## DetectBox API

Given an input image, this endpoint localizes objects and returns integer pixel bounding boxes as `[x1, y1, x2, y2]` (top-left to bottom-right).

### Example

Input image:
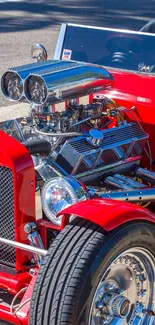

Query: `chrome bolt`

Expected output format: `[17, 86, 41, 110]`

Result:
[98, 290, 103, 299]
[135, 303, 144, 314]
[135, 316, 141, 323]
[29, 268, 36, 276]
[105, 282, 116, 291]
[96, 301, 103, 310]
[96, 310, 101, 317]
[140, 289, 147, 297]
[115, 288, 124, 295]
[125, 259, 130, 264]
[139, 273, 146, 282]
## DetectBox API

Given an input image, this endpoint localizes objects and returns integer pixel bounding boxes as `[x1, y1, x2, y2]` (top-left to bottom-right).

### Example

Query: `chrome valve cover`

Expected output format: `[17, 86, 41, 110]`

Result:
[56, 122, 148, 183]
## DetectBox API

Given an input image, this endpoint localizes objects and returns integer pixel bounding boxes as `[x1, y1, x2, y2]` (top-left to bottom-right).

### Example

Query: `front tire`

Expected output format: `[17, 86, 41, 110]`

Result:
[30, 218, 155, 325]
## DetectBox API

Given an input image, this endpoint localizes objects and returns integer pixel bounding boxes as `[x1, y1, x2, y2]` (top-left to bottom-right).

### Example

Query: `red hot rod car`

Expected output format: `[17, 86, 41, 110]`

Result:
[1, 22, 155, 325]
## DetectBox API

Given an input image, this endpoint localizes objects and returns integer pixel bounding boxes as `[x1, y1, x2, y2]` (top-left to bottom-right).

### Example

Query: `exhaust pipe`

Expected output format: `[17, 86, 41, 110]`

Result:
[99, 186, 155, 202]
[104, 174, 145, 189]
[135, 167, 155, 185]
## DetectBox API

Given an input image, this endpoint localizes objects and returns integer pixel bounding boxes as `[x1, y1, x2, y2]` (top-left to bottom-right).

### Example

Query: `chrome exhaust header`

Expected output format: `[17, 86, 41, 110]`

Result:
[135, 167, 155, 185]
[99, 186, 155, 202]
[0, 237, 47, 256]
[104, 174, 145, 190]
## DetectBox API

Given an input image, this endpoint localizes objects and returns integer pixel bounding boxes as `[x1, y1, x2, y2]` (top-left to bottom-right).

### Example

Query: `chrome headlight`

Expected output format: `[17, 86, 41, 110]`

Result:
[42, 177, 87, 226]
[1, 71, 23, 101]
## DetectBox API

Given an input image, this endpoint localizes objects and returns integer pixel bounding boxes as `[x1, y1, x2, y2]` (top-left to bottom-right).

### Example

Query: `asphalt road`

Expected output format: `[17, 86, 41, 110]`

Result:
[1, 0, 155, 324]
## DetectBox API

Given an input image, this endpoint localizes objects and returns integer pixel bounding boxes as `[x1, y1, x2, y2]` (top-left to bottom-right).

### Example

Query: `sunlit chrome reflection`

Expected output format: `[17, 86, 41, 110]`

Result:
[42, 177, 87, 225]
[1, 71, 23, 101]
[24, 75, 47, 105]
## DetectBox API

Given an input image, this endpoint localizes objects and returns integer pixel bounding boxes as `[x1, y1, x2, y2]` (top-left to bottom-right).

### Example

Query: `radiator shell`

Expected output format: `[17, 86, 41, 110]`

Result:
[0, 131, 35, 272]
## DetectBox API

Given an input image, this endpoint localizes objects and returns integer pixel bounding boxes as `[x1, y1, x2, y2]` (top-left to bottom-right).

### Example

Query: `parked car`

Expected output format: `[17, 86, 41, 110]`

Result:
[1, 21, 155, 325]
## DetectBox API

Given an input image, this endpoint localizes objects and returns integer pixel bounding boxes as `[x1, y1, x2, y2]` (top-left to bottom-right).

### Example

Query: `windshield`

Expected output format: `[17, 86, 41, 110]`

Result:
[59, 25, 155, 74]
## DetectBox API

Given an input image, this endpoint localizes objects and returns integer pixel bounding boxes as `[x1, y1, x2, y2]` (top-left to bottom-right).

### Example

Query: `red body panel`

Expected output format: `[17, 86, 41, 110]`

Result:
[91, 70, 155, 163]
[57, 199, 155, 230]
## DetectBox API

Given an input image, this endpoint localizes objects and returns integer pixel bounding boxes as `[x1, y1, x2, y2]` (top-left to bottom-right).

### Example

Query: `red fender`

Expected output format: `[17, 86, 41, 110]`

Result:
[57, 199, 155, 231]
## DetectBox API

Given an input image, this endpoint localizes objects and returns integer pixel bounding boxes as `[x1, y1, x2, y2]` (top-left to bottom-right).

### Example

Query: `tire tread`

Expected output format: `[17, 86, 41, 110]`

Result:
[29, 218, 106, 325]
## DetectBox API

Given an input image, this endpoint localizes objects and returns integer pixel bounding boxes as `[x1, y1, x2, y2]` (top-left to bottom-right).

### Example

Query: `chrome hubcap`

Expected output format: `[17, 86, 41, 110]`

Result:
[89, 248, 155, 324]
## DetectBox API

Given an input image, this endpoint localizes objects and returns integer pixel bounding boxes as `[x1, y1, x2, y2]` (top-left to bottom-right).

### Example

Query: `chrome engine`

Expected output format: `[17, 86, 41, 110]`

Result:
[1, 58, 154, 214]
[1, 100, 149, 184]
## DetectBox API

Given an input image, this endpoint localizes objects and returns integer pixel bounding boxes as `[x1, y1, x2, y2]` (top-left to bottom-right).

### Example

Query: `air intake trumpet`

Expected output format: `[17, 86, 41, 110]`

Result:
[1, 60, 113, 104]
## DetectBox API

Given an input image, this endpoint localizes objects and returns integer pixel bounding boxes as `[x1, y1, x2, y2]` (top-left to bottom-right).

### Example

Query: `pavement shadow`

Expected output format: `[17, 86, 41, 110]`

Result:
[0, 0, 155, 33]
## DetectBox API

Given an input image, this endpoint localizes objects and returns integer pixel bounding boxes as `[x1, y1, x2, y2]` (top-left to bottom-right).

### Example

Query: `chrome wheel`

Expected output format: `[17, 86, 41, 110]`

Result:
[89, 248, 155, 324]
